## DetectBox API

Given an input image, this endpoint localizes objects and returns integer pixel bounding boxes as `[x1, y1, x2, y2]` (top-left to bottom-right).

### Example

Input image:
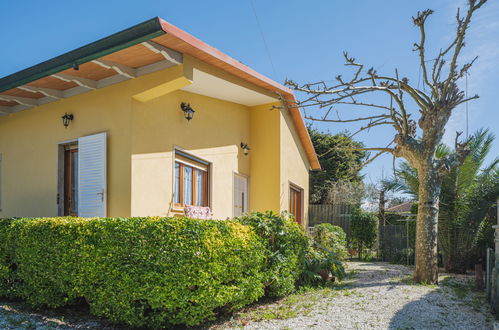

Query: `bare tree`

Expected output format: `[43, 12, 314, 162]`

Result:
[284, 0, 488, 283]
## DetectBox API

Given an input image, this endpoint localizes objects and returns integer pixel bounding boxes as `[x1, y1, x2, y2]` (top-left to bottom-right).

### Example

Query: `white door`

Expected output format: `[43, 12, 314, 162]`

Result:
[78, 132, 107, 217]
[233, 174, 248, 217]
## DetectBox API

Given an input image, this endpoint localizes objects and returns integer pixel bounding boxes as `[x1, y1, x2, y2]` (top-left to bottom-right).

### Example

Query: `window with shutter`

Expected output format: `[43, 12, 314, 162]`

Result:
[78, 132, 107, 217]
[174, 150, 209, 208]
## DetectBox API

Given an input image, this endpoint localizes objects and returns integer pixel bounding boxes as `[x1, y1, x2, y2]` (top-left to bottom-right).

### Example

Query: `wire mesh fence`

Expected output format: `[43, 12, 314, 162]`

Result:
[379, 223, 415, 265]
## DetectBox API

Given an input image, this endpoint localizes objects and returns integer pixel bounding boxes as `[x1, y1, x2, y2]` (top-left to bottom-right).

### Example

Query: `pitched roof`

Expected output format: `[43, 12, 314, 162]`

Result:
[0, 17, 320, 170]
[385, 201, 414, 213]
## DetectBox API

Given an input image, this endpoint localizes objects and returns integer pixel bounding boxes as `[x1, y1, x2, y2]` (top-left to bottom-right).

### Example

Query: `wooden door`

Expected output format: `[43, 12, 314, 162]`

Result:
[63, 146, 78, 216]
[289, 184, 303, 224]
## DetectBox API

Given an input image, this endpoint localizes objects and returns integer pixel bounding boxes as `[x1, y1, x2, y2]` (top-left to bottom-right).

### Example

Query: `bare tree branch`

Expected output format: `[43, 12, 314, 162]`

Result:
[413, 9, 435, 95]
[304, 114, 390, 123]
[284, 0, 488, 284]
[362, 150, 391, 167]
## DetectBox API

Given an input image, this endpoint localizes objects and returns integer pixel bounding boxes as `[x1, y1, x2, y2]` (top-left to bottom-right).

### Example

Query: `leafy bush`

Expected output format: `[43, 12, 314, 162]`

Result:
[313, 223, 349, 260]
[0, 217, 266, 327]
[237, 211, 309, 297]
[0, 218, 17, 298]
[350, 208, 378, 259]
[299, 248, 346, 286]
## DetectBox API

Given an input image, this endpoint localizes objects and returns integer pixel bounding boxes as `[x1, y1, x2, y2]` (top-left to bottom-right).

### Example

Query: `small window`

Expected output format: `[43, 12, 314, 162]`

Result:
[174, 150, 209, 208]
[289, 184, 303, 223]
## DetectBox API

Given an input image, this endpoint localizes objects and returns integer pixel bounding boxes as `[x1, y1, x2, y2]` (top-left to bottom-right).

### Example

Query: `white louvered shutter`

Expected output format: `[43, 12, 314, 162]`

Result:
[78, 132, 107, 217]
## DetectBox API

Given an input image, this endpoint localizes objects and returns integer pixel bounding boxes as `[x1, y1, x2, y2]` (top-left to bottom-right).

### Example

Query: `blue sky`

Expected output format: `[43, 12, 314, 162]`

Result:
[1, 0, 497, 184]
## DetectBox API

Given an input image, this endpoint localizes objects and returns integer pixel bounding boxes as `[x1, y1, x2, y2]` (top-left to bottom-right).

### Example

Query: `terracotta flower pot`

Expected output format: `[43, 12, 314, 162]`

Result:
[319, 269, 330, 281]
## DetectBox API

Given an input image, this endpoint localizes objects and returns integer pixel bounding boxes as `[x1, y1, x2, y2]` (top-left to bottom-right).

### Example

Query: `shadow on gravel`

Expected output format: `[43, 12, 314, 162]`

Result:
[387, 277, 492, 330]
[0, 300, 124, 330]
[346, 262, 412, 290]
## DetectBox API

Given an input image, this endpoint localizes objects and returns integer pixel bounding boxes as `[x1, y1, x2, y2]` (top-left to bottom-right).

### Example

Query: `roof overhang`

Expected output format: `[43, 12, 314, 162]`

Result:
[181, 68, 277, 106]
[0, 17, 320, 170]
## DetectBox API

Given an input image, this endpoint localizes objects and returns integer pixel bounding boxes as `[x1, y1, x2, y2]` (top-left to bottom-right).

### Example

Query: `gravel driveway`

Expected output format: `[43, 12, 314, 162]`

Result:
[219, 261, 495, 330]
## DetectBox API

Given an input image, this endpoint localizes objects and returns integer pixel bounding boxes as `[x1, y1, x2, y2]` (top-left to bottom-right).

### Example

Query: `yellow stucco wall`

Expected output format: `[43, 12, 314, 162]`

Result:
[0, 81, 133, 217]
[249, 102, 281, 214]
[279, 106, 311, 228]
[130, 88, 251, 219]
[0, 57, 311, 223]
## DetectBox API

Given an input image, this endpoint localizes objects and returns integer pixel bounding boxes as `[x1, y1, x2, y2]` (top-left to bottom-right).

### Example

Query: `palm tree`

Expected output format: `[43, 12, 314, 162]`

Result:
[383, 129, 499, 272]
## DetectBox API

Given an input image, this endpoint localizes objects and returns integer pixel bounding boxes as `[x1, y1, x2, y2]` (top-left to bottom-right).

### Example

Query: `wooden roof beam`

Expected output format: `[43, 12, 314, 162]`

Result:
[141, 41, 182, 65]
[18, 85, 64, 99]
[0, 95, 38, 107]
[51, 73, 97, 89]
[92, 59, 136, 79]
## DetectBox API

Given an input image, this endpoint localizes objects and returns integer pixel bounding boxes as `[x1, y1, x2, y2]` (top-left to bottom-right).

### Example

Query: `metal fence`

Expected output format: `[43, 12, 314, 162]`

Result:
[379, 223, 415, 264]
[308, 204, 415, 264]
[486, 248, 495, 302]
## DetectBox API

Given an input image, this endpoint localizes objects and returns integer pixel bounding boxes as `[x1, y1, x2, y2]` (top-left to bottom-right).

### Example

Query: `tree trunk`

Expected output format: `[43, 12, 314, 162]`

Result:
[378, 191, 385, 260]
[414, 166, 441, 284]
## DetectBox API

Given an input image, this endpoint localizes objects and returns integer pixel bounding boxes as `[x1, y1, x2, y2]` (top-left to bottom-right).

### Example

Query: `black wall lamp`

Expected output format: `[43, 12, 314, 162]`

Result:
[240, 142, 251, 156]
[180, 102, 195, 121]
[61, 113, 74, 128]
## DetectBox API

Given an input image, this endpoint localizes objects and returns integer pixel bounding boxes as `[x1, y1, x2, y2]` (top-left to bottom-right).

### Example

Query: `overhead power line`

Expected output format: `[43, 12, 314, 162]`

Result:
[249, 0, 278, 79]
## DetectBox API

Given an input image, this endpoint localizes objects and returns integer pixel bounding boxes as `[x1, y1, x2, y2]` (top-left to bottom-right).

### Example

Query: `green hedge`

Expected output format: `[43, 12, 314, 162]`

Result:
[351, 208, 378, 259]
[0, 213, 309, 327]
[0, 217, 266, 327]
[237, 211, 309, 297]
[313, 223, 349, 260]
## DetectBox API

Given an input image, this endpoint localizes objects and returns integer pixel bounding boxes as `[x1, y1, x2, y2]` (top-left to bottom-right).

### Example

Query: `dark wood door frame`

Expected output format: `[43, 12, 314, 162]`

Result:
[64, 148, 78, 216]
[289, 183, 303, 224]
[57, 143, 78, 216]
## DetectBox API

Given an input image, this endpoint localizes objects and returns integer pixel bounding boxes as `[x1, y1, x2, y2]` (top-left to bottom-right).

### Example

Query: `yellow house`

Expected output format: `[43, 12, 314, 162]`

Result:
[0, 18, 320, 227]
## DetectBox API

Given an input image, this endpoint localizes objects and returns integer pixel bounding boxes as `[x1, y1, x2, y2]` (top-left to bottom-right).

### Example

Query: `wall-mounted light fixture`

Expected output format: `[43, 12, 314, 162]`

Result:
[180, 102, 195, 121]
[240, 142, 251, 156]
[72, 62, 79, 71]
[61, 113, 74, 128]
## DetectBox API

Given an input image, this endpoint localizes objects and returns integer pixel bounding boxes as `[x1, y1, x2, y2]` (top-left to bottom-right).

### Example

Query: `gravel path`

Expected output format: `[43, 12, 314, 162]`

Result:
[220, 261, 495, 330]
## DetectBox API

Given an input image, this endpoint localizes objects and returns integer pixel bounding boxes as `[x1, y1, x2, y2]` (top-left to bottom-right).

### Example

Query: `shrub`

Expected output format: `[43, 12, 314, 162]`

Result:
[299, 248, 346, 287]
[236, 211, 309, 297]
[0, 217, 266, 327]
[350, 208, 378, 259]
[0, 218, 17, 298]
[313, 223, 349, 260]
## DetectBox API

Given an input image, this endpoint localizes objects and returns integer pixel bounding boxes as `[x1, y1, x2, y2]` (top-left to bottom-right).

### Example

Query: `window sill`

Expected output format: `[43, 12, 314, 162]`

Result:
[171, 206, 185, 214]
[171, 205, 212, 214]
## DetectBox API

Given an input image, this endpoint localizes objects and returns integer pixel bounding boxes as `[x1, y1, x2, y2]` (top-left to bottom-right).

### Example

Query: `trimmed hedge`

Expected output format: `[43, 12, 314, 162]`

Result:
[0, 213, 310, 327]
[237, 211, 309, 297]
[0, 217, 266, 327]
